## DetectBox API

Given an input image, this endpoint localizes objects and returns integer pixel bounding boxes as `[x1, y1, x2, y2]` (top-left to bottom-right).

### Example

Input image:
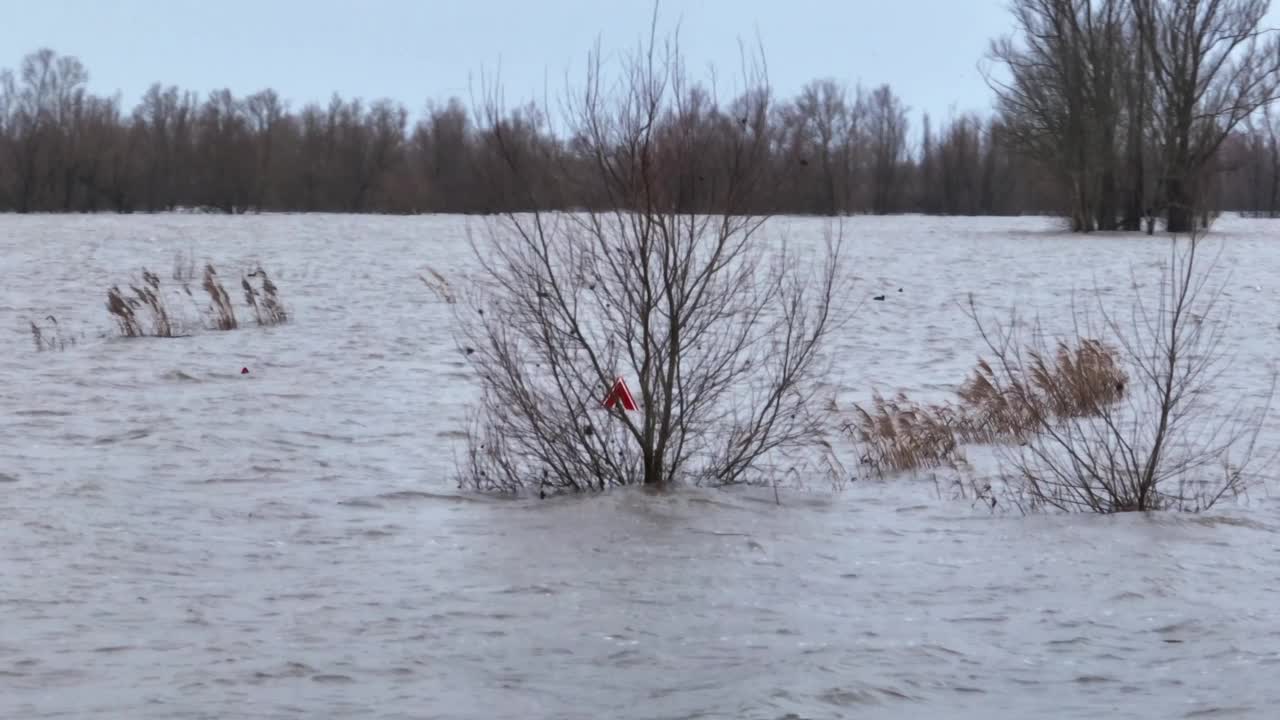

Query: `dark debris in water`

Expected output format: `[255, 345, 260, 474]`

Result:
[311, 674, 355, 684]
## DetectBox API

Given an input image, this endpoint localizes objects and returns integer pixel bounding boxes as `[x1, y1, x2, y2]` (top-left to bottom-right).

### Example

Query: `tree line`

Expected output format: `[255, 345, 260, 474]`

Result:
[1, 0, 1277, 227]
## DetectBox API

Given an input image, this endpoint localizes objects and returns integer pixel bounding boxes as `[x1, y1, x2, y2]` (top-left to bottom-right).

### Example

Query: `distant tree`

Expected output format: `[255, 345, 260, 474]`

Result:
[244, 89, 287, 210]
[1133, 0, 1280, 232]
[865, 84, 909, 214]
[0, 29, 1277, 219]
[793, 79, 854, 214]
[987, 0, 1129, 231]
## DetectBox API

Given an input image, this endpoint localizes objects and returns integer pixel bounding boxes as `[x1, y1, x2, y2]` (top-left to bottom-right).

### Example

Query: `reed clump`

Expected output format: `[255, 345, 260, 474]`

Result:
[955, 338, 1126, 442]
[842, 392, 966, 476]
[106, 269, 176, 338]
[107, 261, 287, 338]
[242, 267, 288, 326]
[202, 264, 237, 330]
[30, 315, 75, 351]
[845, 337, 1126, 476]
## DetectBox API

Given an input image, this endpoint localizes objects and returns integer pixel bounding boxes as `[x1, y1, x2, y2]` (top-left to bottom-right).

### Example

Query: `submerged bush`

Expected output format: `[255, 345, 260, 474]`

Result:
[458, 32, 847, 495]
[965, 235, 1273, 513]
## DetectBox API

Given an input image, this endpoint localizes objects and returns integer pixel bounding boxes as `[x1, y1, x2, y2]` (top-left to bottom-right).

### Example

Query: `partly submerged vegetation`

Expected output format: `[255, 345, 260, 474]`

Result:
[105, 262, 287, 338]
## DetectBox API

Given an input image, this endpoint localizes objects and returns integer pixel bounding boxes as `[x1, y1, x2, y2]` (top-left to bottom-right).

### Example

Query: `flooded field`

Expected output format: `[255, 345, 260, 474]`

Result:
[2, 213, 1279, 719]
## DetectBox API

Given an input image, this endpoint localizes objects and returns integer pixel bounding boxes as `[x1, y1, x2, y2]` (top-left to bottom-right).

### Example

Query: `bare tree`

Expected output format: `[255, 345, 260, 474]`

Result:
[967, 233, 1273, 512]
[937, 113, 985, 214]
[792, 79, 854, 214]
[1121, 11, 1152, 230]
[987, 0, 1129, 232]
[195, 89, 253, 213]
[244, 89, 287, 210]
[1134, 0, 1280, 232]
[458, 24, 847, 493]
[865, 84, 909, 214]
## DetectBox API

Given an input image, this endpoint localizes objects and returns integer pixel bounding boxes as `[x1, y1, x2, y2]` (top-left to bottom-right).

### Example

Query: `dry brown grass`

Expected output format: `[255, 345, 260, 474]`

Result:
[107, 262, 287, 338]
[419, 268, 456, 304]
[1032, 338, 1127, 417]
[843, 338, 1126, 478]
[954, 358, 1043, 442]
[841, 392, 967, 476]
[242, 268, 288, 326]
[955, 338, 1126, 442]
[106, 269, 176, 338]
[202, 264, 237, 330]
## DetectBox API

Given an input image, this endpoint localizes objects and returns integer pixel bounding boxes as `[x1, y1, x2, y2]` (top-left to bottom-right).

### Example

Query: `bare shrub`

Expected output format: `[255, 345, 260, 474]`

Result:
[29, 315, 74, 351]
[106, 269, 176, 338]
[202, 264, 237, 330]
[966, 234, 1273, 513]
[839, 392, 966, 476]
[458, 24, 847, 494]
[419, 268, 456, 304]
[242, 268, 288, 326]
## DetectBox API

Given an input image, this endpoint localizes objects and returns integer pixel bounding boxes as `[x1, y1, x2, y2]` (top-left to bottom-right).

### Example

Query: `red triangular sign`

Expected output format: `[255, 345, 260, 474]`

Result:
[603, 377, 637, 411]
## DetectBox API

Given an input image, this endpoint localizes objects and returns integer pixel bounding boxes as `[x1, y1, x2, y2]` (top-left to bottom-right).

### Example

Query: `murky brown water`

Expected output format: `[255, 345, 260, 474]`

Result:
[3, 213, 1280, 719]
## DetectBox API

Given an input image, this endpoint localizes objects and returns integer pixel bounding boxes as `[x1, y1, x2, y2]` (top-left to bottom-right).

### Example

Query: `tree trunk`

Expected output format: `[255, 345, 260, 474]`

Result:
[1096, 167, 1118, 230]
[1122, 34, 1147, 231]
[1165, 175, 1192, 233]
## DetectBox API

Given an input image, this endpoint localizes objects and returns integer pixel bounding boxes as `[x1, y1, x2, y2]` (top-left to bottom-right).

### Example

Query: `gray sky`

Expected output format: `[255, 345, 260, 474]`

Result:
[0, 0, 1195, 128]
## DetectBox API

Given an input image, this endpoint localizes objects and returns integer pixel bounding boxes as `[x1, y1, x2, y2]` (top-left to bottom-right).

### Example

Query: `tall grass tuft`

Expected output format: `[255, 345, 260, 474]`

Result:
[106, 269, 176, 338]
[1031, 338, 1127, 418]
[30, 315, 74, 351]
[419, 268, 456, 304]
[842, 338, 1127, 478]
[955, 338, 1126, 442]
[954, 358, 1043, 442]
[202, 264, 237, 330]
[242, 268, 288, 326]
[841, 392, 967, 476]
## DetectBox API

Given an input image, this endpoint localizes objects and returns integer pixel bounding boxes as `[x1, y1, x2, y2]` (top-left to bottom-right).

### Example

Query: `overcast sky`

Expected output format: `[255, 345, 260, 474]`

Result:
[4, 0, 1275, 127]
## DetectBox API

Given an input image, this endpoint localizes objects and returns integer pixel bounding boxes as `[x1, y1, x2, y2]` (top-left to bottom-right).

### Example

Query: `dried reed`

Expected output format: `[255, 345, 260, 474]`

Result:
[242, 268, 288, 326]
[955, 338, 1126, 442]
[843, 338, 1126, 478]
[843, 392, 967, 476]
[202, 264, 237, 330]
[106, 269, 175, 338]
[419, 268, 457, 304]
[30, 315, 74, 351]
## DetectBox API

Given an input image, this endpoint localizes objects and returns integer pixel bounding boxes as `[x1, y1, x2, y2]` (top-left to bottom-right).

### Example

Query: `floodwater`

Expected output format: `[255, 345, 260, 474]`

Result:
[2, 213, 1279, 719]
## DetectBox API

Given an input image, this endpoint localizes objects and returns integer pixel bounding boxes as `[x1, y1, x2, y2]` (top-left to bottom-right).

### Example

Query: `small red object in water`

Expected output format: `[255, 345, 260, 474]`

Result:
[241, 367, 249, 374]
[603, 377, 637, 411]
